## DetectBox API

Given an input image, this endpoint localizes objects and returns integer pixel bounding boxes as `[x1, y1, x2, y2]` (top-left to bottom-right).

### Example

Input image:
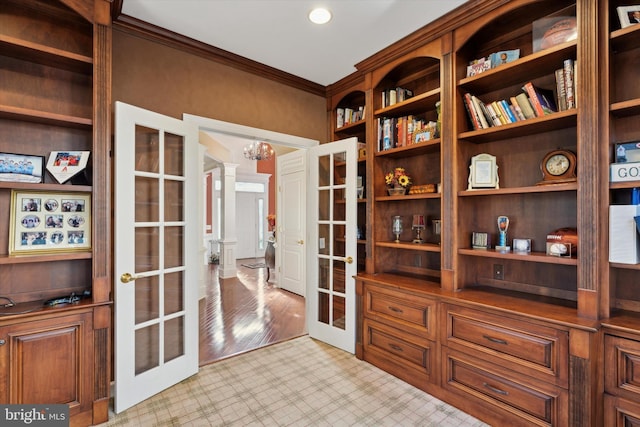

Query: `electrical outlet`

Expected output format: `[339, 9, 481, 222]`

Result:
[493, 264, 504, 280]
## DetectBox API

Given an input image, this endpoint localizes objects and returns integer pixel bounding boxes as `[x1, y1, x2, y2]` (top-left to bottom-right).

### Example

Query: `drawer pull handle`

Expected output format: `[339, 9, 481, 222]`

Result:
[483, 334, 508, 345]
[388, 306, 404, 314]
[483, 382, 508, 396]
[389, 344, 403, 352]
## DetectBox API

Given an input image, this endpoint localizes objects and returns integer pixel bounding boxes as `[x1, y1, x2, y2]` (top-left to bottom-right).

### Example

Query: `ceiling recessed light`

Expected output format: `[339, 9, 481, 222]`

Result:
[309, 7, 332, 25]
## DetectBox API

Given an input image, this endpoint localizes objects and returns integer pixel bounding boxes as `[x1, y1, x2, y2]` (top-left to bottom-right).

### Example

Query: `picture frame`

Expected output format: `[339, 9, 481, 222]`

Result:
[0, 152, 45, 184]
[468, 153, 499, 190]
[617, 5, 640, 29]
[472, 231, 491, 249]
[614, 141, 640, 163]
[9, 190, 91, 255]
[46, 151, 90, 184]
[513, 238, 532, 253]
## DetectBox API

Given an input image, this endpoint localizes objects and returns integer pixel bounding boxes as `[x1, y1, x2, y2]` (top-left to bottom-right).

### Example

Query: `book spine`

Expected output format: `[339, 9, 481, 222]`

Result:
[523, 82, 545, 117]
[564, 59, 575, 109]
[509, 97, 526, 121]
[499, 99, 518, 123]
[471, 95, 490, 128]
[485, 103, 502, 126]
[476, 99, 495, 128]
[463, 93, 481, 130]
[555, 68, 567, 111]
[515, 93, 536, 119]
[491, 101, 507, 124]
[336, 108, 345, 128]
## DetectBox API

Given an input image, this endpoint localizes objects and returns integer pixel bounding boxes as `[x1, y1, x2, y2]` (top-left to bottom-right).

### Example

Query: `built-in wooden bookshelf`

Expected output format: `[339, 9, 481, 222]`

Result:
[0, 1, 111, 425]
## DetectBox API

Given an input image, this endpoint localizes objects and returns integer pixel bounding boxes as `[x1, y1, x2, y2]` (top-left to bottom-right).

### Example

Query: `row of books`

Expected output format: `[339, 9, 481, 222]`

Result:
[466, 49, 520, 77]
[336, 106, 365, 128]
[554, 58, 577, 111]
[377, 115, 438, 151]
[463, 84, 549, 131]
[381, 86, 413, 109]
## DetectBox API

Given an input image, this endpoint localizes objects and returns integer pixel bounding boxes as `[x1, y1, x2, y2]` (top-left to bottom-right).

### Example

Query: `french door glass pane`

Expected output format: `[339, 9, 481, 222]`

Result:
[164, 226, 184, 269]
[164, 317, 184, 362]
[135, 126, 159, 173]
[135, 275, 159, 324]
[164, 179, 184, 222]
[164, 133, 184, 176]
[135, 324, 159, 375]
[164, 271, 184, 315]
[135, 176, 159, 222]
[135, 226, 159, 272]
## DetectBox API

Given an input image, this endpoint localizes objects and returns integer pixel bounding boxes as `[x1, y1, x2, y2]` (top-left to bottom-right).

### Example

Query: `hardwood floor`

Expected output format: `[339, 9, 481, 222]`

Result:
[199, 260, 307, 366]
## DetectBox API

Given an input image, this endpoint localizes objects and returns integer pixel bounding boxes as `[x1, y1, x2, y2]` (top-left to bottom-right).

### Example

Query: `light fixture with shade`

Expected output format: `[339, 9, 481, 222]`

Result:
[243, 141, 274, 161]
[308, 7, 332, 24]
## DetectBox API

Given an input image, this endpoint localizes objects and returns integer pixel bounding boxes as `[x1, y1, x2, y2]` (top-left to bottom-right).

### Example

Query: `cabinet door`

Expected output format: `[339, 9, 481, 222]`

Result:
[0, 312, 92, 413]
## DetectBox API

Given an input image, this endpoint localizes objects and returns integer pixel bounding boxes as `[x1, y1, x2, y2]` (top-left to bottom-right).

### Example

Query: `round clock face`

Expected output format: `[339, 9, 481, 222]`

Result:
[545, 153, 570, 176]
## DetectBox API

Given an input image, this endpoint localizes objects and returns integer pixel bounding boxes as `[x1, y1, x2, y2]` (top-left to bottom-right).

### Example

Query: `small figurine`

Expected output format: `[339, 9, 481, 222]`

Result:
[496, 215, 510, 251]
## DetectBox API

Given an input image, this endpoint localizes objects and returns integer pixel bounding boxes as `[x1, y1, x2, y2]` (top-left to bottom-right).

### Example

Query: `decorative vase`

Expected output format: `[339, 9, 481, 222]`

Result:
[387, 187, 406, 196]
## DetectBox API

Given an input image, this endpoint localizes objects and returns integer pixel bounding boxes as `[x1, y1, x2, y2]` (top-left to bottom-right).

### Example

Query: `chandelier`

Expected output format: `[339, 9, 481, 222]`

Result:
[243, 141, 274, 161]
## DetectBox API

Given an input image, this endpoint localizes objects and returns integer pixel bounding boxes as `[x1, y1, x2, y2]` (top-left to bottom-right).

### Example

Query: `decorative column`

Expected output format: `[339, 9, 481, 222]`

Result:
[219, 162, 238, 278]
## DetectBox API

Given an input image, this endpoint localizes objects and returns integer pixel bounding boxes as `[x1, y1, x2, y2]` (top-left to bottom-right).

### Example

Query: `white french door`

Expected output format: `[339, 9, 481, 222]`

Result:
[307, 137, 358, 353]
[114, 102, 199, 413]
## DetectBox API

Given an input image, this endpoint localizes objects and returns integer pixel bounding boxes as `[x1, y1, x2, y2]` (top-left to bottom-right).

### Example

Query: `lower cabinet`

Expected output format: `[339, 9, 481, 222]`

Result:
[356, 276, 597, 426]
[604, 331, 640, 426]
[361, 282, 437, 390]
[0, 308, 105, 426]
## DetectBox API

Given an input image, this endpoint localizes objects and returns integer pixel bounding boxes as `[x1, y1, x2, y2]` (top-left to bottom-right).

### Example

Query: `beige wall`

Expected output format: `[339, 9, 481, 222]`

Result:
[112, 29, 327, 144]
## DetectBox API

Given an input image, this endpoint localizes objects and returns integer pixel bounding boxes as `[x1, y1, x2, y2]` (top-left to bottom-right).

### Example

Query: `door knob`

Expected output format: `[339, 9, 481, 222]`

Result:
[345, 256, 353, 264]
[120, 273, 142, 283]
[297, 240, 304, 245]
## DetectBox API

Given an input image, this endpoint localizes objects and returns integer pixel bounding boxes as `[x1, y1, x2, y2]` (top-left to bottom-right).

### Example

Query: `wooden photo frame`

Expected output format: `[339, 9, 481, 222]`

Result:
[468, 153, 499, 190]
[617, 5, 640, 29]
[46, 151, 90, 184]
[0, 152, 45, 184]
[9, 190, 91, 255]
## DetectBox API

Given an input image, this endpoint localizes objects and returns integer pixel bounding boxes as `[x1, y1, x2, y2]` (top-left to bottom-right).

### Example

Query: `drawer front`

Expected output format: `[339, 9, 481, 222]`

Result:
[443, 304, 568, 385]
[605, 395, 640, 427]
[605, 334, 640, 400]
[363, 318, 432, 379]
[364, 284, 436, 339]
[443, 348, 567, 427]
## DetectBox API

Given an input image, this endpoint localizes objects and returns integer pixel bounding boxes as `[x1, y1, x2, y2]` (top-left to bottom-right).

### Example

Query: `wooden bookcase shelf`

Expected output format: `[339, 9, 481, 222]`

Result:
[376, 241, 441, 252]
[0, 104, 93, 128]
[458, 109, 577, 143]
[0, 252, 92, 265]
[0, 1, 111, 424]
[459, 182, 577, 196]
[0, 34, 93, 73]
[458, 248, 577, 265]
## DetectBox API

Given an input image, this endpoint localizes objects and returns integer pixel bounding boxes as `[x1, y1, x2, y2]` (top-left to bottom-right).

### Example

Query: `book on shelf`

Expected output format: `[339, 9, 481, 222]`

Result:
[377, 114, 437, 149]
[563, 59, 576, 109]
[522, 82, 557, 116]
[336, 108, 345, 128]
[381, 87, 413, 108]
[515, 92, 536, 119]
[489, 49, 520, 67]
[463, 93, 482, 130]
[509, 97, 526, 121]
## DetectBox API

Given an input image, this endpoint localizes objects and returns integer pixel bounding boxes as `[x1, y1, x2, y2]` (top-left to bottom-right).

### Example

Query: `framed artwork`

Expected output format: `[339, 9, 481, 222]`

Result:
[617, 5, 640, 28]
[468, 153, 499, 190]
[9, 190, 91, 255]
[0, 152, 45, 184]
[46, 151, 90, 184]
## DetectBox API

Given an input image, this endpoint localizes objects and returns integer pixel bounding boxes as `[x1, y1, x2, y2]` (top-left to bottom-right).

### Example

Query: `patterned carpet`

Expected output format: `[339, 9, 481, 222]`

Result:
[99, 336, 488, 426]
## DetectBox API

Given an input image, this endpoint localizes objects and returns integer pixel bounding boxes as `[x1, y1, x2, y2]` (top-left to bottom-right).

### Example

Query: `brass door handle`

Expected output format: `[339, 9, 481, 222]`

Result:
[120, 273, 142, 283]
[297, 240, 304, 245]
[345, 256, 353, 264]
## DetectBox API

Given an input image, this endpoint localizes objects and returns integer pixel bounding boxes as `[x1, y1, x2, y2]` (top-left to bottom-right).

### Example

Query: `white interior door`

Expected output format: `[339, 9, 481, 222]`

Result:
[236, 192, 258, 259]
[114, 102, 199, 413]
[277, 151, 307, 296]
[307, 137, 358, 353]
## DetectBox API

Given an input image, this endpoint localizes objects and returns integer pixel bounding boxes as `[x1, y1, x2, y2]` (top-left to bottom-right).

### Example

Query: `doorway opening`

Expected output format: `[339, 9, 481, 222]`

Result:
[183, 113, 318, 364]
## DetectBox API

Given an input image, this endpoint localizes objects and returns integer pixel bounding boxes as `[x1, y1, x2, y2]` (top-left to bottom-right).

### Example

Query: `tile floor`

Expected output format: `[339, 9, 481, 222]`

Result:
[99, 336, 489, 427]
